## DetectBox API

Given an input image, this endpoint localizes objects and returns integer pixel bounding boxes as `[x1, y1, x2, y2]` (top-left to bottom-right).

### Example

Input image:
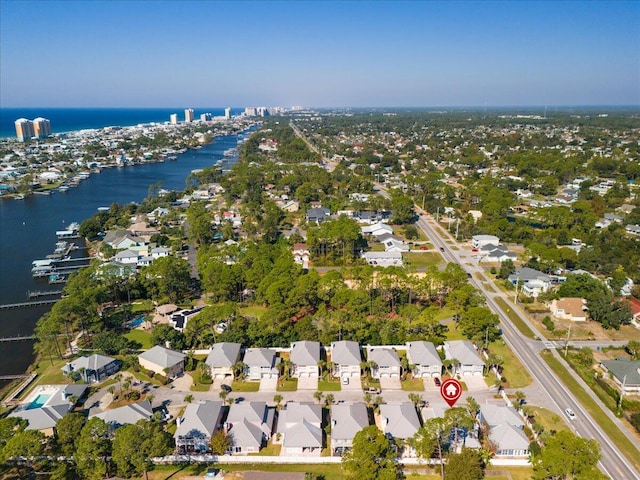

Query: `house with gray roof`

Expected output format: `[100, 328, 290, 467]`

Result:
[305, 207, 331, 224]
[290, 341, 321, 378]
[472, 235, 500, 249]
[330, 402, 369, 455]
[62, 354, 120, 383]
[91, 400, 152, 430]
[489, 423, 530, 458]
[379, 402, 421, 456]
[206, 342, 242, 379]
[367, 347, 401, 379]
[479, 405, 524, 430]
[243, 348, 279, 380]
[278, 402, 323, 456]
[508, 268, 552, 297]
[406, 341, 442, 378]
[138, 345, 186, 379]
[330, 341, 362, 379]
[600, 358, 640, 394]
[443, 341, 484, 376]
[175, 401, 224, 454]
[362, 251, 403, 267]
[225, 401, 275, 454]
[9, 384, 87, 436]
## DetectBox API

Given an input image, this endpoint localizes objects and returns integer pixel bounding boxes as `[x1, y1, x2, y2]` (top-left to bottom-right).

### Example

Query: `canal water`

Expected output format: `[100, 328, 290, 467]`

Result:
[0, 131, 249, 383]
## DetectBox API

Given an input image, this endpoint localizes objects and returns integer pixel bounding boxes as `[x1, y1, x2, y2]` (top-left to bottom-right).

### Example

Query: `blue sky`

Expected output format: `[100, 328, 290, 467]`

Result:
[1, 1, 638, 107]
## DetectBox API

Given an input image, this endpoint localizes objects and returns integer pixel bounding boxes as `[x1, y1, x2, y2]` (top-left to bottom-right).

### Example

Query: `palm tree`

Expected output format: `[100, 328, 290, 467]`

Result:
[184, 394, 194, 404]
[146, 394, 155, 407]
[363, 392, 373, 408]
[273, 394, 284, 410]
[313, 391, 324, 404]
[449, 358, 460, 377]
[219, 390, 228, 402]
[466, 396, 480, 423]
[323, 394, 335, 407]
[408, 393, 422, 408]
[515, 390, 526, 407]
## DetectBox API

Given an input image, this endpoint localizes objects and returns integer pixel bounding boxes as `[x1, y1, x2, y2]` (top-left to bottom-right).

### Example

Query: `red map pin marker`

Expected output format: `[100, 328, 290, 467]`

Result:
[440, 378, 462, 407]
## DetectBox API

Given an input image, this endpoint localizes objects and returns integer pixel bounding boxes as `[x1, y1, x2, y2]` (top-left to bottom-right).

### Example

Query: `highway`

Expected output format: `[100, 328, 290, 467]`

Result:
[414, 214, 640, 480]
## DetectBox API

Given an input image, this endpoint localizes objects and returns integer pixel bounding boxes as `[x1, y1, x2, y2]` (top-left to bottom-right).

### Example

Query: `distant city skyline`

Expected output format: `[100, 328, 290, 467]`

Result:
[1, 1, 638, 108]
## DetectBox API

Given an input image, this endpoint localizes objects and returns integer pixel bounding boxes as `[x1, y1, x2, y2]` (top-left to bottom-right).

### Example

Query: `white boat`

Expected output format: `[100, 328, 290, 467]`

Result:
[14, 194, 25, 200]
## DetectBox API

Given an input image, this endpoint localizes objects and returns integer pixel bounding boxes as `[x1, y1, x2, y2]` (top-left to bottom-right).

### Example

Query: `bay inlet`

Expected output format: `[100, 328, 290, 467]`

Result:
[0, 131, 249, 386]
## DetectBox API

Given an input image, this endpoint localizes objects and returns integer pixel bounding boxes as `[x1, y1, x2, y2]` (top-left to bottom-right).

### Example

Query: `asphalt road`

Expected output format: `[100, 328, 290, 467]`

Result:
[415, 214, 640, 480]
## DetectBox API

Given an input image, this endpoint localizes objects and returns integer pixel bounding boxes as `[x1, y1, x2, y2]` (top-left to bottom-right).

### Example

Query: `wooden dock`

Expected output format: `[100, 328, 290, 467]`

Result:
[27, 290, 63, 299]
[0, 335, 36, 342]
[0, 299, 59, 310]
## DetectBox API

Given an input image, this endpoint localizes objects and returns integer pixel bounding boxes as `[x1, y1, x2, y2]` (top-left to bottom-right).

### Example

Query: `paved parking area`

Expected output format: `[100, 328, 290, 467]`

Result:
[379, 377, 402, 390]
[259, 377, 278, 392]
[297, 375, 319, 390]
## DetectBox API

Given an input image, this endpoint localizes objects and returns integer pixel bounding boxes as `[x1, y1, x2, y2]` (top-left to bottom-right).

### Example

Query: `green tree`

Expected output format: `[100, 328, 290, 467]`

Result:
[626, 340, 640, 360]
[75, 418, 111, 480]
[343, 425, 402, 480]
[445, 447, 486, 480]
[412, 418, 448, 479]
[54, 412, 86, 456]
[532, 430, 605, 480]
[391, 193, 415, 224]
[210, 429, 232, 455]
[112, 420, 173, 480]
[459, 306, 500, 344]
[142, 256, 192, 303]
[0, 429, 45, 478]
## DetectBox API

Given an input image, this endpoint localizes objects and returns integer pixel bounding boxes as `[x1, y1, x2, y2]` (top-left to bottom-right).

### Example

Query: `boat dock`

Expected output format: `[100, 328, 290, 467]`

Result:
[0, 299, 59, 310]
[27, 290, 63, 299]
[0, 335, 36, 342]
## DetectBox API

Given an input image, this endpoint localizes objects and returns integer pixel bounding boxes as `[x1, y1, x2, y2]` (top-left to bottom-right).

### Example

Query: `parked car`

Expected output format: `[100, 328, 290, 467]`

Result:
[341, 376, 350, 385]
[440, 247, 445, 252]
[434, 377, 441, 386]
[221, 384, 232, 393]
[364, 387, 380, 394]
[565, 408, 576, 420]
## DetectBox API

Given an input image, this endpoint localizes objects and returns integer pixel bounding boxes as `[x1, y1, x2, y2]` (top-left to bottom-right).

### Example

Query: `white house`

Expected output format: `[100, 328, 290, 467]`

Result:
[472, 235, 500, 249]
[330, 341, 362, 379]
[243, 348, 279, 380]
[406, 341, 443, 378]
[278, 402, 323, 456]
[290, 341, 321, 378]
[362, 251, 403, 267]
[444, 341, 484, 376]
[174, 401, 224, 454]
[331, 402, 370, 456]
[549, 298, 587, 322]
[367, 347, 401, 379]
[225, 401, 274, 454]
[205, 342, 242, 379]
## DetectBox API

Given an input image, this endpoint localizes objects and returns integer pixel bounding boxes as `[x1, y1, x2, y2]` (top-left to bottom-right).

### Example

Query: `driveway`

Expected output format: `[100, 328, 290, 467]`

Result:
[462, 375, 488, 392]
[340, 376, 362, 391]
[211, 377, 232, 392]
[422, 377, 441, 391]
[171, 373, 194, 392]
[379, 377, 402, 390]
[297, 375, 319, 390]
[259, 377, 278, 392]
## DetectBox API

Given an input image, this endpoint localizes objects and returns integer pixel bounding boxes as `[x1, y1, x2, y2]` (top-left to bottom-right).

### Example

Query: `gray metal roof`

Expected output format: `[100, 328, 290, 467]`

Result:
[601, 359, 640, 386]
[479, 404, 524, 429]
[508, 267, 551, 283]
[444, 341, 484, 366]
[9, 384, 87, 431]
[65, 354, 117, 372]
[92, 400, 152, 428]
[331, 402, 369, 442]
[406, 341, 442, 367]
[290, 341, 320, 367]
[243, 348, 277, 368]
[489, 423, 530, 451]
[330, 341, 361, 366]
[367, 347, 400, 367]
[139, 345, 186, 369]
[205, 342, 242, 368]
[379, 402, 420, 439]
[175, 401, 223, 440]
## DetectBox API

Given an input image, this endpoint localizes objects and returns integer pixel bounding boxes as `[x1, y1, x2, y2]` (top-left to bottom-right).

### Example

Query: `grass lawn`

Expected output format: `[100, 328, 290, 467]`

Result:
[239, 305, 268, 319]
[528, 406, 570, 433]
[124, 329, 153, 349]
[252, 439, 281, 456]
[401, 377, 425, 391]
[145, 464, 345, 480]
[231, 380, 260, 392]
[444, 326, 468, 341]
[487, 340, 533, 388]
[277, 379, 298, 392]
[433, 306, 456, 322]
[131, 300, 153, 313]
[494, 298, 536, 339]
[34, 358, 70, 387]
[540, 350, 640, 472]
[403, 252, 442, 269]
[318, 379, 341, 391]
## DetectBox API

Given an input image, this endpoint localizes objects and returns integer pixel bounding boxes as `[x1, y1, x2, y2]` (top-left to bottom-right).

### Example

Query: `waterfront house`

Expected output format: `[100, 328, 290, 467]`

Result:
[114, 249, 139, 265]
[174, 401, 224, 454]
[278, 402, 323, 456]
[290, 341, 321, 378]
[62, 354, 120, 383]
[406, 341, 443, 378]
[330, 402, 370, 456]
[103, 230, 145, 250]
[243, 348, 279, 380]
[91, 400, 153, 430]
[330, 341, 362, 379]
[205, 342, 242, 379]
[138, 345, 186, 379]
[9, 384, 88, 436]
[367, 347, 401, 379]
[225, 401, 275, 454]
[443, 341, 484, 376]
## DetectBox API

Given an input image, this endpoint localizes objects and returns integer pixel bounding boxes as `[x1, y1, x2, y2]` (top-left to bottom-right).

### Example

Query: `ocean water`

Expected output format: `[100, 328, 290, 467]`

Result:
[0, 107, 243, 138]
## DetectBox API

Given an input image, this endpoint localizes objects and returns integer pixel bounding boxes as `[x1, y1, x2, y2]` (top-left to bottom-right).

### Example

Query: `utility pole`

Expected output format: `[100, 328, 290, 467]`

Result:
[455, 218, 459, 240]
[514, 276, 520, 303]
[618, 375, 627, 409]
[564, 325, 572, 358]
[436, 207, 439, 223]
[485, 326, 489, 349]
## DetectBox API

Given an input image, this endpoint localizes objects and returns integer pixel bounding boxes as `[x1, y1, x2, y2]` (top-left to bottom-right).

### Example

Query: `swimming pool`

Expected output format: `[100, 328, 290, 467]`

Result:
[130, 315, 145, 327]
[26, 393, 51, 410]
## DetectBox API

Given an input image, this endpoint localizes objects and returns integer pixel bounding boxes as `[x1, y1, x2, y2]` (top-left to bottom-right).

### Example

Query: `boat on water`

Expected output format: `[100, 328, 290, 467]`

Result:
[56, 222, 80, 239]
[224, 148, 238, 157]
[54, 241, 68, 254]
[168, 155, 178, 161]
[14, 194, 25, 200]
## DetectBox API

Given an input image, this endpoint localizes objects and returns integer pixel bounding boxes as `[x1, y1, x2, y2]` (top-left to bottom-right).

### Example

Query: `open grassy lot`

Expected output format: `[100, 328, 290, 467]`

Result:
[403, 252, 442, 269]
[276, 379, 298, 392]
[401, 377, 425, 391]
[540, 350, 640, 472]
[318, 379, 341, 391]
[125, 328, 153, 349]
[34, 358, 70, 387]
[239, 305, 267, 319]
[528, 405, 570, 434]
[487, 340, 533, 388]
[230, 380, 260, 392]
